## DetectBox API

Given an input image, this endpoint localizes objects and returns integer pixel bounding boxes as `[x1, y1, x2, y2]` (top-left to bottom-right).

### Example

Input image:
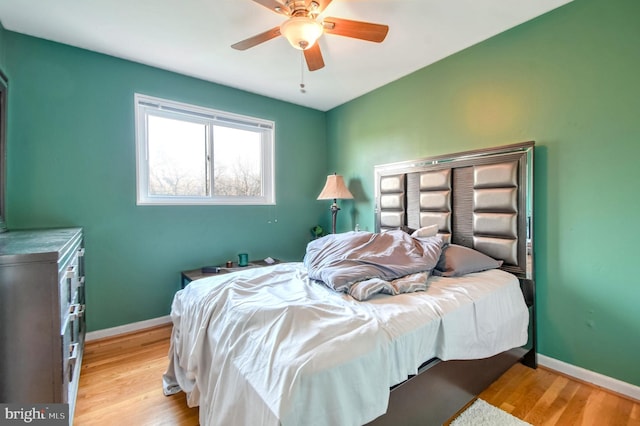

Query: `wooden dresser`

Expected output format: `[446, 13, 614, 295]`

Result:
[0, 228, 85, 421]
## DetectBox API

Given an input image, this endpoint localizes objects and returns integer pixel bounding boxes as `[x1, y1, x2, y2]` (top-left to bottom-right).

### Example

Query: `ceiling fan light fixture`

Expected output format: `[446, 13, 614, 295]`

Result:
[280, 17, 323, 50]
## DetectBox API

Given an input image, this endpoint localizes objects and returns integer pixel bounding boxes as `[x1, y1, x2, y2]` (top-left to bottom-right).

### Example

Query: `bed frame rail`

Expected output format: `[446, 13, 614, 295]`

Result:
[367, 349, 527, 426]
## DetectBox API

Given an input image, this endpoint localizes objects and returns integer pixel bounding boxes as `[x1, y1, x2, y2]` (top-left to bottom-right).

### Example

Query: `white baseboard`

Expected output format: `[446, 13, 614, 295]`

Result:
[538, 354, 640, 401]
[86, 315, 172, 342]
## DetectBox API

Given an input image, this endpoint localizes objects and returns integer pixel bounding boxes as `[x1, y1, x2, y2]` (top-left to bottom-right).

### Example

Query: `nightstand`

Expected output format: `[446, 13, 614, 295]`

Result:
[180, 258, 280, 288]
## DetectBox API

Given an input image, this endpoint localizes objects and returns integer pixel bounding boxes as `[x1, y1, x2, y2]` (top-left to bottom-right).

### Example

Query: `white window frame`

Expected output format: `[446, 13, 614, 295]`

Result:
[134, 94, 275, 205]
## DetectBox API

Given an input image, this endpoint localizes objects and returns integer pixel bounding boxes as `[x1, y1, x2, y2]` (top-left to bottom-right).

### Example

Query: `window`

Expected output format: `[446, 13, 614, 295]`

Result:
[135, 94, 275, 205]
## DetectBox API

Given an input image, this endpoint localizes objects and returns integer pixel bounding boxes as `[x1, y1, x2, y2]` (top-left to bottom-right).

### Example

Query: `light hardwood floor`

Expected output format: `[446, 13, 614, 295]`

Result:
[74, 325, 639, 426]
[75, 325, 198, 426]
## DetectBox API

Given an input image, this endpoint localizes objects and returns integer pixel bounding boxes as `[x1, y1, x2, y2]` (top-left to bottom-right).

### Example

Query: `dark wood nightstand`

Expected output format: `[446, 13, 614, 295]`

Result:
[180, 258, 280, 289]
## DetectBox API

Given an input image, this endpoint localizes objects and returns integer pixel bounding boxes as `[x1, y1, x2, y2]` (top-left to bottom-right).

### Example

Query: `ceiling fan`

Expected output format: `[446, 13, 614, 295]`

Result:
[231, 0, 389, 72]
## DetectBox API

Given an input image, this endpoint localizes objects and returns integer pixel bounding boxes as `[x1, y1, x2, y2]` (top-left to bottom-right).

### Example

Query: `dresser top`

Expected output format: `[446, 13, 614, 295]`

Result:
[0, 228, 82, 263]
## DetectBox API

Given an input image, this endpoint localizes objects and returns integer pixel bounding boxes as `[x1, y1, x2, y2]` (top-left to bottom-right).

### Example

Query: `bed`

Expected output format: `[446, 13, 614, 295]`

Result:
[163, 142, 536, 426]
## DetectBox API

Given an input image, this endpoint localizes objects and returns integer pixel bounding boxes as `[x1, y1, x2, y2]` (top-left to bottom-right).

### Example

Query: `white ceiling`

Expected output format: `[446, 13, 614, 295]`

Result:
[0, 0, 571, 111]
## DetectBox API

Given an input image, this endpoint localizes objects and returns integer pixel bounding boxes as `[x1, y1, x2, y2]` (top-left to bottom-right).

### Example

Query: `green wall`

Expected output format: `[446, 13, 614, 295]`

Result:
[327, 0, 640, 386]
[3, 31, 328, 331]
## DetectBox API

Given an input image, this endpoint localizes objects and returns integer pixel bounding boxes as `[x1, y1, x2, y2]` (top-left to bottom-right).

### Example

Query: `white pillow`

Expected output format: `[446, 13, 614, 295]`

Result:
[411, 224, 439, 238]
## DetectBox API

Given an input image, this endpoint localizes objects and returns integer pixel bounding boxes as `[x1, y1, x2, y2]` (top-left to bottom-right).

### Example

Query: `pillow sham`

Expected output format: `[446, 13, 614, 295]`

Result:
[411, 224, 439, 238]
[433, 244, 503, 277]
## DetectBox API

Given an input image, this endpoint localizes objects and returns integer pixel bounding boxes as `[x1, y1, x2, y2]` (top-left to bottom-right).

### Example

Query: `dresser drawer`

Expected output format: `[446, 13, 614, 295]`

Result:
[61, 305, 84, 404]
[59, 247, 83, 321]
[77, 248, 86, 305]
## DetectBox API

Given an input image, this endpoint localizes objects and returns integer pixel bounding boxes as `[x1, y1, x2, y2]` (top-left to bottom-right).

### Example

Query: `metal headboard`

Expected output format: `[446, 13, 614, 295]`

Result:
[374, 142, 534, 281]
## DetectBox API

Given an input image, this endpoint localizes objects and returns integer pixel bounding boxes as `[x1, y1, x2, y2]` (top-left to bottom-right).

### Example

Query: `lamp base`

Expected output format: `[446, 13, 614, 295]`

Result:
[330, 201, 340, 234]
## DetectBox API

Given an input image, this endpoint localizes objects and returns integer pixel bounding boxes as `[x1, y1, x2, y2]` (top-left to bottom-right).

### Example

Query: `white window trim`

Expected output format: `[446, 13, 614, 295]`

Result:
[134, 94, 275, 206]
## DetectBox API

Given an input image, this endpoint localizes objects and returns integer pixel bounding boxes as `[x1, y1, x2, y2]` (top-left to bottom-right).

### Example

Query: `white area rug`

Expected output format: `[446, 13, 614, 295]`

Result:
[450, 399, 532, 426]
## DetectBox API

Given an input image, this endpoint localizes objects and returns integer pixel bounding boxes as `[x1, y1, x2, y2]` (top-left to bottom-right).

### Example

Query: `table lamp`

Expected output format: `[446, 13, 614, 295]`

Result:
[317, 173, 353, 234]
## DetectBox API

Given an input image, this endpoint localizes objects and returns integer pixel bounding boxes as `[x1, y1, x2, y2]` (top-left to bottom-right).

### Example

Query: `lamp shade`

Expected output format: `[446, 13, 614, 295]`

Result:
[280, 17, 324, 50]
[317, 174, 354, 200]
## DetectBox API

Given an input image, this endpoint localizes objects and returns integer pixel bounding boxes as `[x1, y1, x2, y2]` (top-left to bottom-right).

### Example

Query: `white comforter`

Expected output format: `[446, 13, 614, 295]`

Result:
[163, 263, 528, 426]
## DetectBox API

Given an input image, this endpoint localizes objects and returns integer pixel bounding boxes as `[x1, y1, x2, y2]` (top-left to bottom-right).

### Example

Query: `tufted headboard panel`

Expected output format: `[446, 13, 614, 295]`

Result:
[379, 174, 406, 230]
[375, 142, 534, 280]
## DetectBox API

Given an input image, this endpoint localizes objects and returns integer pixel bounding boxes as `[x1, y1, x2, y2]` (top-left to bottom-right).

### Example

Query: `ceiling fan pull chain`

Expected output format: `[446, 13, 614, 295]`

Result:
[300, 51, 306, 93]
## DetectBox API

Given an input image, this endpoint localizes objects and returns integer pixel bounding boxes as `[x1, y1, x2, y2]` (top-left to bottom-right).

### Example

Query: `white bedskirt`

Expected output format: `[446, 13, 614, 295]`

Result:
[163, 263, 528, 426]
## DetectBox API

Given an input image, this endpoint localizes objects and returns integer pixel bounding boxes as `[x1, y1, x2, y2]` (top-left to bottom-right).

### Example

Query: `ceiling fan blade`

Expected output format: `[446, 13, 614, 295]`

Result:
[323, 17, 389, 43]
[304, 43, 325, 71]
[231, 27, 281, 51]
[250, 0, 290, 15]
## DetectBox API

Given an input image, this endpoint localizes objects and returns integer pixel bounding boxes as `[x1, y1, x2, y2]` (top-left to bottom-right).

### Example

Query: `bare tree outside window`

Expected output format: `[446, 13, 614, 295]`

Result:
[135, 94, 274, 205]
[213, 126, 262, 197]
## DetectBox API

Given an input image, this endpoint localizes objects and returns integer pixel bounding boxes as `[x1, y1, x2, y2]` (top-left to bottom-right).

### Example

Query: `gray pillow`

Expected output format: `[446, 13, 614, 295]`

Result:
[433, 244, 503, 277]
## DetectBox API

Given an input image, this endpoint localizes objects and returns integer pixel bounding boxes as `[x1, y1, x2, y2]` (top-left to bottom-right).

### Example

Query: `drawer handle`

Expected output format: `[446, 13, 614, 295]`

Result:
[69, 342, 78, 359]
[66, 266, 77, 304]
[77, 248, 85, 258]
[69, 303, 85, 317]
[69, 304, 79, 320]
[68, 343, 79, 382]
[68, 304, 80, 342]
[65, 265, 77, 279]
